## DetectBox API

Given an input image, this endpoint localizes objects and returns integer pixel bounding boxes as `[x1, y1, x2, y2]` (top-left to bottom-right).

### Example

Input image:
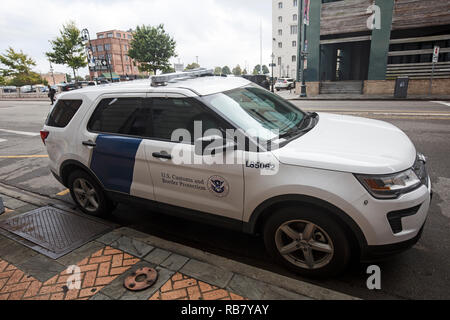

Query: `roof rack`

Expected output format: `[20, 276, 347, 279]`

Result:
[150, 68, 214, 86]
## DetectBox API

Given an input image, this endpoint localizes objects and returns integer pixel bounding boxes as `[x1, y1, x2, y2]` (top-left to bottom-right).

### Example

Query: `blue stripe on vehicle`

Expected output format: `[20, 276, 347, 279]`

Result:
[90, 134, 142, 194]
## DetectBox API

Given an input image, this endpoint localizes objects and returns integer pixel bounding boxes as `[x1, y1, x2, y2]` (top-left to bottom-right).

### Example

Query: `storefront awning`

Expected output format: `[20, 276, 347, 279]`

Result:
[101, 72, 120, 80]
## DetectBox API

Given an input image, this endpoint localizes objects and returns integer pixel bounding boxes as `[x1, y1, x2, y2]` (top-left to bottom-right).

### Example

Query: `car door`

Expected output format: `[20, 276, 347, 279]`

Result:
[80, 94, 155, 200]
[143, 94, 245, 221]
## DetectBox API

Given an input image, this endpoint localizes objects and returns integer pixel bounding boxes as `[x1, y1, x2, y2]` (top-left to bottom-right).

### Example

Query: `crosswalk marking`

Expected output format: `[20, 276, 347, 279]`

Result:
[0, 129, 39, 137]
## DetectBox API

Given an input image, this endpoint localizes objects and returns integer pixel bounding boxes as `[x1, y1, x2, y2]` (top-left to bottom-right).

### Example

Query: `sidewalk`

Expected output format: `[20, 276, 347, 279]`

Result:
[0, 190, 357, 301]
[276, 90, 450, 101]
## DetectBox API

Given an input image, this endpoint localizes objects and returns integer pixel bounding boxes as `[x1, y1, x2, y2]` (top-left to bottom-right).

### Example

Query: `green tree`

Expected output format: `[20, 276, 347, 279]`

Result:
[185, 62, 200, 70]
[66, 73, 72, 83]
[252, 64, 270, 75]
[46, 21, 87, 81]
[162, 66, 176, 74]
[232, 65, 242, 76]
[0, 47, 43, 86]
[242, 69, 248, 75]
[222, 66, 231, 75]
[128, 24, 177, 75]
[214, 67, 222, 75]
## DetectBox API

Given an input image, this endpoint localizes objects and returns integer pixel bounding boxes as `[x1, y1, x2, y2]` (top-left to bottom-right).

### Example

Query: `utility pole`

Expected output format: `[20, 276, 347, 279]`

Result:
[49, 61, 56, 85]
[298, 0, 307, 97]
[260, 20, 263, 75]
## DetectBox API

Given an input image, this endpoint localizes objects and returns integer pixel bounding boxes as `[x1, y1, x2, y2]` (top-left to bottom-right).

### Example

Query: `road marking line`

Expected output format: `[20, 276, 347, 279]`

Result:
[0, 139, 7, 143]
[431, 101, 450, 107]
[0, 129, 40, 137]
[0, 155, 48, 159]
[56, 189, 70, 196]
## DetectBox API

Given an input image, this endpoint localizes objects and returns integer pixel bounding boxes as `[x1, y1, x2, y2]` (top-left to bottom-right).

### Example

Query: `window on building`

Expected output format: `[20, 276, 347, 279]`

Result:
[278, 29, 282, 36]
[278, 57, 282, 65]
[278, 2, 283, 9]
[278, 16, 283, 23]
[104, 44, 111, 51]
[125, 55, 129, 61]
[98, 34, 105, 39]
[116, 33, 121, 38]
[292, 55, 297, 62]
[278, 42, 283, 48]
[91, 46, 96, 52]
[292, 40, 297, 47]
[293, 0, 298, 7]
[127, 35, 132, 39]
[124, 44, 128, 51]
[290, 25, 298, 35]
[107, 33, 113, 38]
[97, 45, 103, 52]
[293, 14, 298, 21]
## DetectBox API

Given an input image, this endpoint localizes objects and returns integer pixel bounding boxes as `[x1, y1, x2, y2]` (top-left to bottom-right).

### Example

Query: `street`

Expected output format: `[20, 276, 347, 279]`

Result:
[0, 99, 449, 300]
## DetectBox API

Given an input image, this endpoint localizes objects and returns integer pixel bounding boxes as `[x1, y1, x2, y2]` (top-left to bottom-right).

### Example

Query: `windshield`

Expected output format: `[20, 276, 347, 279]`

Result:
[202, 87, 306, 141]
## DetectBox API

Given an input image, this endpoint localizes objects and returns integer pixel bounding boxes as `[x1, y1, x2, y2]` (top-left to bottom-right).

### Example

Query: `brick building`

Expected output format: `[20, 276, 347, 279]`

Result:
[40, 72, 67, 85]
[87, 30, 147, 81]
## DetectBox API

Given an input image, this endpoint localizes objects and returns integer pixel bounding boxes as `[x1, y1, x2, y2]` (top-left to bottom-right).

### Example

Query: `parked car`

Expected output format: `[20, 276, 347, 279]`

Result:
[0, 86, 17, 93]
[275, 78, 295, 91]
[41, 70, 431, 277]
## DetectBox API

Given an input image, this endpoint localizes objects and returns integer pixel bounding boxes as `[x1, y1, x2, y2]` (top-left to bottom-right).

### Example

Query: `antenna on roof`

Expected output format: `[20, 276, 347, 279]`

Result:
[150, 68, 214, 87]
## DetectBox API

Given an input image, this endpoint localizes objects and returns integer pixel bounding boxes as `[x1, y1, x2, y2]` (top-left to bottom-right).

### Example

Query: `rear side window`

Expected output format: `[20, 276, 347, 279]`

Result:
[88, 98, 151, 137]
[46, 100, 82, 128]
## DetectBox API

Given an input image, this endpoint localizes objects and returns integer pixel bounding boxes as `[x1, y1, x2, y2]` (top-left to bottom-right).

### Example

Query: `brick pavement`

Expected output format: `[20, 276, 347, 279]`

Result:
[150, 272, 246, 301]
[0, 246, 139, 300]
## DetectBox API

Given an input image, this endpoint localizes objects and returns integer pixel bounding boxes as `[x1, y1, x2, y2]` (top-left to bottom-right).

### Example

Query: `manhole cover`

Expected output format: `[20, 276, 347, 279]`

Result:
[0, 206, 114, 259]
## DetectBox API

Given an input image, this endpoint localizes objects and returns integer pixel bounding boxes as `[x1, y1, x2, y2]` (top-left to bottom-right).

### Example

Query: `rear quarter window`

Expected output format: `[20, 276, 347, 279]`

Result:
[46, 100, 83, 128]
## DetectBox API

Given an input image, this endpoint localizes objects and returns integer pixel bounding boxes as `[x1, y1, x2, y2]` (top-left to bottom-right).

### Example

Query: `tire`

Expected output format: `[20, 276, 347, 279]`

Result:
[263, 206, 351, 278]
[68, 170, 115, 217]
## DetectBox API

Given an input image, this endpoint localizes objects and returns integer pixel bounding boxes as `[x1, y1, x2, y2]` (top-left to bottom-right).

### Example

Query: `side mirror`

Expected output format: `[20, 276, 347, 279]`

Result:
[195, 135, 237, 156]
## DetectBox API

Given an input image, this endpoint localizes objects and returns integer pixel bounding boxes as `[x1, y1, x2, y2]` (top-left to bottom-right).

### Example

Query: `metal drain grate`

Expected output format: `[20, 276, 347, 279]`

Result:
[0, 206, 114, 259]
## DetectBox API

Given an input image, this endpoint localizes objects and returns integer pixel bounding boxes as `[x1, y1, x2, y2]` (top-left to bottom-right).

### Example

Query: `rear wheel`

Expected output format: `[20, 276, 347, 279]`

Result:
[68, 170, 115, 217]
[263, 206, 351, 277]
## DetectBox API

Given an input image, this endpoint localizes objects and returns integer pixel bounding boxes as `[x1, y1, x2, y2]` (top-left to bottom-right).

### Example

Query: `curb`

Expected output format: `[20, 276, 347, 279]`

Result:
[0, 182, 359, 300]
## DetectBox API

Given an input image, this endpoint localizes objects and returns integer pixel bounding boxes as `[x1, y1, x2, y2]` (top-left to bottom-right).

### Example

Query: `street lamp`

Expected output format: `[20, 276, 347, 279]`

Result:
[81, 28, 96, 81]
[270, 53, 275, 93]
[297, 0, 307, 97]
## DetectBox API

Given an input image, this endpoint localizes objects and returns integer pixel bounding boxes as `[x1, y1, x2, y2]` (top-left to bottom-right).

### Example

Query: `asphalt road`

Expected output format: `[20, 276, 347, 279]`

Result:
[0, 99, 449, 300]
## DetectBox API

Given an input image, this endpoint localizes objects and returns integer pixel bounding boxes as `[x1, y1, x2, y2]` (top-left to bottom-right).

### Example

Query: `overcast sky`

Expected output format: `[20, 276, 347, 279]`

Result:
[0, 0, 273, 76]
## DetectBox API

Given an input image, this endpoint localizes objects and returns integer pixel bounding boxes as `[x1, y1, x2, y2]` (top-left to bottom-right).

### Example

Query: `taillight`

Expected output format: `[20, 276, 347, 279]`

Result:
[40, 130, 49, 145]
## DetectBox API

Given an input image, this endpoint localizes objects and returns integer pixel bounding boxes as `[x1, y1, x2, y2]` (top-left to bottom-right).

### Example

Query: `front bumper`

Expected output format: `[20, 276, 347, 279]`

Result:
[360, 223, 425, 262]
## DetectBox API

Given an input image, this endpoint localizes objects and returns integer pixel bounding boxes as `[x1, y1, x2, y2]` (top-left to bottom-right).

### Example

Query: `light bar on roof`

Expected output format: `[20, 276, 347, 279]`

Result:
[151, 68, 214, 86]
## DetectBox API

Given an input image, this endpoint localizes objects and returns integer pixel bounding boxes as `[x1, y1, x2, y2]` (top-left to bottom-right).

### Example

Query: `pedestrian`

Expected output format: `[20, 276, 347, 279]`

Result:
[48, 85, 56, 105]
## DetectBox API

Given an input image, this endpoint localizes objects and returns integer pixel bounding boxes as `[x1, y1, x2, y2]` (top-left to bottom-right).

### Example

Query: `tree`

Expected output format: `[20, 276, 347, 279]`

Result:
[185, 62, 200, 70]
[162, 66, 175, 74]
[46, 21, 87, 81]
[252, 64, 270, 75]
[214, 67, 222, 75]
[222, 66, 231, 75]
[242, 69, 248, 75]
[0, 47, 43, 86]
[232, 65, 242, 76]
[66, 73, 72, 83]
[128, 24, 177, 75]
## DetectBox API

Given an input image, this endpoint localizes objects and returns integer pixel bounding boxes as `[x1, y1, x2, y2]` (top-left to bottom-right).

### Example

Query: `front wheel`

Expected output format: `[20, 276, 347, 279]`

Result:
[263, 206, 351, 277]
[68, 170, 115, 217]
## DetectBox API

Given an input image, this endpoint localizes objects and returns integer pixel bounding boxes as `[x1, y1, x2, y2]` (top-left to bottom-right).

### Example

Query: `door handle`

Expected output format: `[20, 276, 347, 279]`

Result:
[152, 152, 172, 160]
[82, 140, 97, 147]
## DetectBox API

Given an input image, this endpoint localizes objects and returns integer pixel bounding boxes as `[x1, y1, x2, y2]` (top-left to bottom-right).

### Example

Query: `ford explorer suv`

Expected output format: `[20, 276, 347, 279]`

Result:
[41, 69, 431, 277]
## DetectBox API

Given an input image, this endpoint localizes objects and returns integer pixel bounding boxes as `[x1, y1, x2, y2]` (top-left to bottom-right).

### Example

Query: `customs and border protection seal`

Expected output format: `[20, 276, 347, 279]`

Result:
[207, 175, 229, 198]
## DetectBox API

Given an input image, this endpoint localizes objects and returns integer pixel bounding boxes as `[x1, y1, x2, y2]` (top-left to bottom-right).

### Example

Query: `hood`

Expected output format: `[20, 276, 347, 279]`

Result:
[271, 113, 417, 175]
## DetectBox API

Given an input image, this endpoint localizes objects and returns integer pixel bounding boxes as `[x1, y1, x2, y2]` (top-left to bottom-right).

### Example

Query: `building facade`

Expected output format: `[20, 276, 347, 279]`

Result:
[272, 0, 300, 79]
[273, 0, 450, 96]
[40, 72, 67, 85]
[87, 30, 145, 81]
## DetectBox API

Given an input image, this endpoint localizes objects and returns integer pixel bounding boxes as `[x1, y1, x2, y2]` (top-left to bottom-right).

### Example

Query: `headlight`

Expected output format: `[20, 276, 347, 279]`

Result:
[355, 169, 422, 199]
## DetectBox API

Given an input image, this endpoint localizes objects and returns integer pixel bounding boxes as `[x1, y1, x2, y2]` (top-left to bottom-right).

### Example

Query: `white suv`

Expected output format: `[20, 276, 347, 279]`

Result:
[41, 69, 431, 277]
[275, 78, 295, 91]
